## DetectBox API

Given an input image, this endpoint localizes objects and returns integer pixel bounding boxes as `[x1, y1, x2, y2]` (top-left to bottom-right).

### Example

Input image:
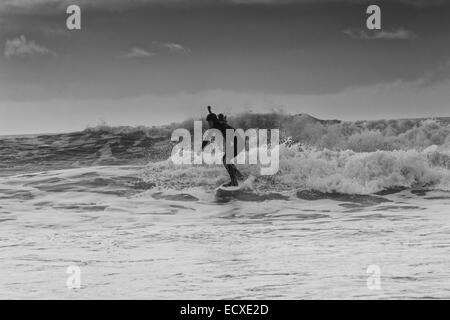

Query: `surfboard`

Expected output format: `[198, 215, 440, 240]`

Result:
[215, 176, 255, 197]
[215, 183, 244, 196]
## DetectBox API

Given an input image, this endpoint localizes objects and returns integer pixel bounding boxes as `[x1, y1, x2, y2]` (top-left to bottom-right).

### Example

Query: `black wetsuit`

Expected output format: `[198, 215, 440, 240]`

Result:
[203, 120, 244, 186]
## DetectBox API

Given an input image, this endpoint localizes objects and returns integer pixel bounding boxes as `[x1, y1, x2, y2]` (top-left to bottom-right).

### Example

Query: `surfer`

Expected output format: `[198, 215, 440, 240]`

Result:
[202, 106, 244, 187]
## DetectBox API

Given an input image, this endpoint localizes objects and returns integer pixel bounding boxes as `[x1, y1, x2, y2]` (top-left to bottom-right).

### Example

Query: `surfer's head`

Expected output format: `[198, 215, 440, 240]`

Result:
[206, 106, 218, 128]
[218, 114, 227, 123]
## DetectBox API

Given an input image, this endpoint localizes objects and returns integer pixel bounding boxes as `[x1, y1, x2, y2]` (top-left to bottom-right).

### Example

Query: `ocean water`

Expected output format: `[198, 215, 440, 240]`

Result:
[0, 126, 449, 299]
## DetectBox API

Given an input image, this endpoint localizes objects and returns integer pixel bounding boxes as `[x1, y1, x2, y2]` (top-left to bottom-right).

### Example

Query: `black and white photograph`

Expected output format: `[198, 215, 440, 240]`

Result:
[0, 0, 449, 302]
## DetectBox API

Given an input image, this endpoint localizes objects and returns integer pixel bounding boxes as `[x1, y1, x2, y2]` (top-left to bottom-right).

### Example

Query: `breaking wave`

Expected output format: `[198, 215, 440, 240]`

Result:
[141, 143, 450, 194]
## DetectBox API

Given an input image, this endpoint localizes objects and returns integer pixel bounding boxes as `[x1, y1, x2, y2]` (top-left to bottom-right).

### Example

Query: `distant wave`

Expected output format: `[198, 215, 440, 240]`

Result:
[0, 125, 172, 175]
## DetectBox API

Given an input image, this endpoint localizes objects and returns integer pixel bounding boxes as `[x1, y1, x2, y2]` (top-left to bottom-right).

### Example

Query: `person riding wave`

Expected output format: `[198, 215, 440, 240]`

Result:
[202, 106, 244, 187]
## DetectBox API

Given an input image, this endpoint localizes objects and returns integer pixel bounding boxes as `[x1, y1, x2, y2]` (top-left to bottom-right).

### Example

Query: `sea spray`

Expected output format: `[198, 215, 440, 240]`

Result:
[141, 143, 450, 194]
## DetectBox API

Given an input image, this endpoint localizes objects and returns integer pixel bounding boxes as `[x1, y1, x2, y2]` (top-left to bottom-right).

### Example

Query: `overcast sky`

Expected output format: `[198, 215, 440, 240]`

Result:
[0, 0, 449, 134]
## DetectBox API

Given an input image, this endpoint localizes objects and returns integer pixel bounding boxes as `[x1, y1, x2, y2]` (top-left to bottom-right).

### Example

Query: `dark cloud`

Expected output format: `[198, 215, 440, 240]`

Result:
[1, 0, 449, 101]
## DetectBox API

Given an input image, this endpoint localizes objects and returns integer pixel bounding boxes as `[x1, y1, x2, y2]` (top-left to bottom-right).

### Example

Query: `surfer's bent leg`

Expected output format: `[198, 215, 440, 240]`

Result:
[223, 154, 238, 187]
[233, 139, 244, 181]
